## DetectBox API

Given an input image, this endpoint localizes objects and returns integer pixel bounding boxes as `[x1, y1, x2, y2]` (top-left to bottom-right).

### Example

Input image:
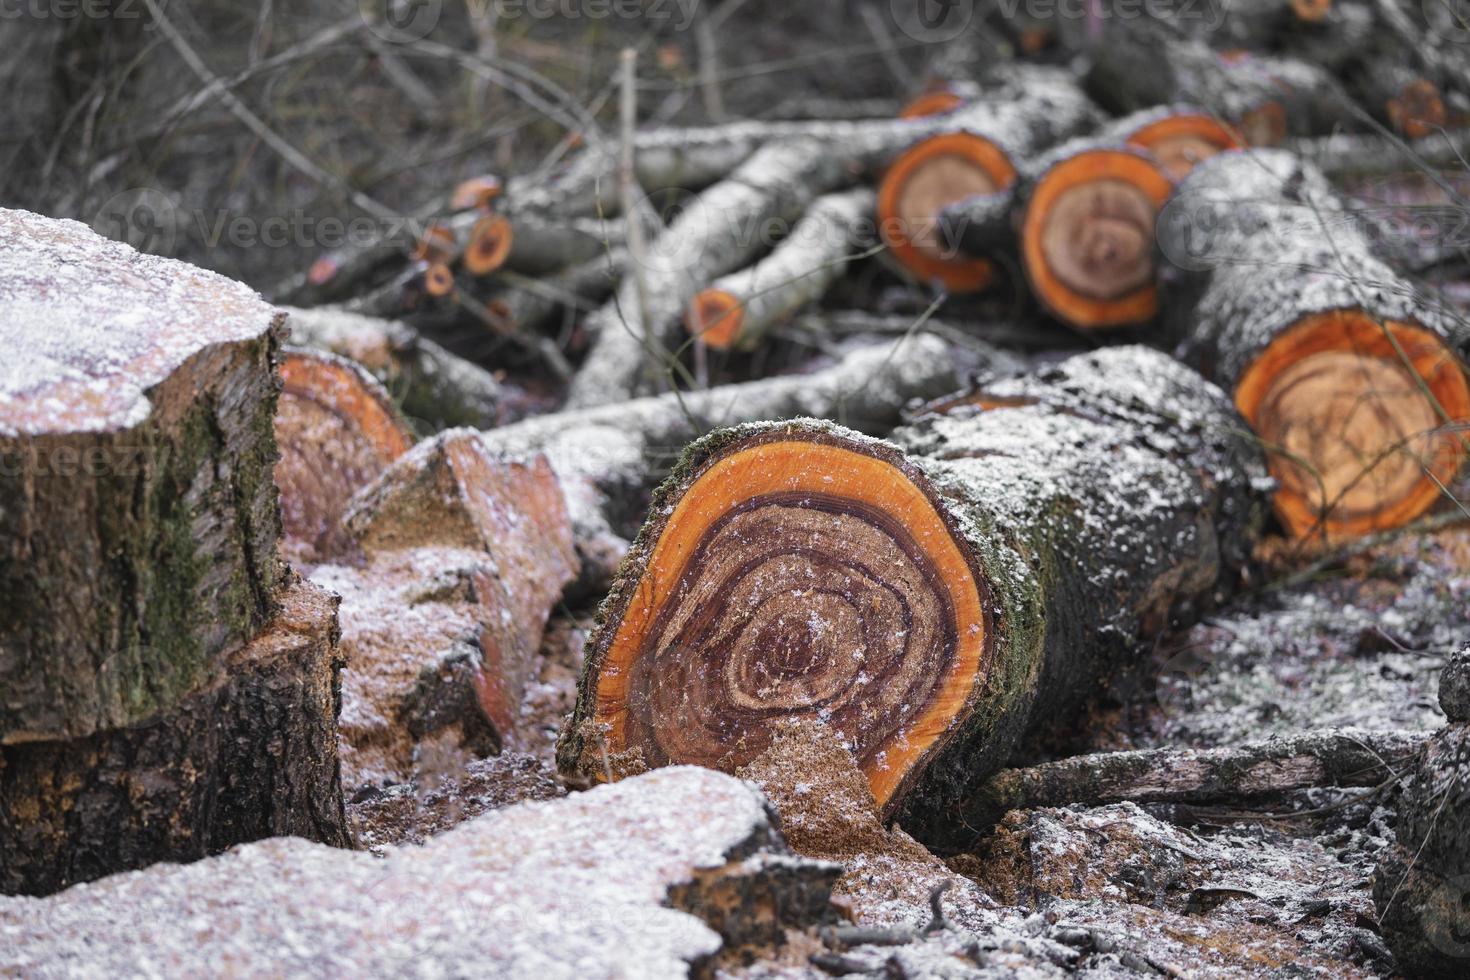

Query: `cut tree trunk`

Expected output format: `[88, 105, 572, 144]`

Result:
[0, 768, 842, 974]
[1374, 721, 1470, 978]
[1157, 149, 1470, 539]
[315, 430, 576, 786]
[0, 208, 283, 743]
[875, 76, 1098, 293]
[564, 138, 850, 408]
[936, 105, 1235, 266]
[1016, 136, 1176, 329]
[0, 209, 348, 894]
[284, 305, 508, 430]
[482, 335, 971, 594]
[1084, 20, 1354, 145]
[558, 346, 1267, 852]
[273, 347, 415, 566]
[685, 188, 876, 350]
[1, 577, 348, 896]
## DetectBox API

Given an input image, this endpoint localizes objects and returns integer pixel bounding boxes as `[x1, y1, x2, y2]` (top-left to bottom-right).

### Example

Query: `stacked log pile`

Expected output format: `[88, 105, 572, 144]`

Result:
[0, 209, 348, 895]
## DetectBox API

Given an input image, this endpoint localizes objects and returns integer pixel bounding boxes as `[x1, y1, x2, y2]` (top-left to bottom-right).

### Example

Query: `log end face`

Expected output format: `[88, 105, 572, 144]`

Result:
[878, 131, 1016, 294]
[274, 348, 415, 565]
[464, 215, 514, 277]
[685, 288, 745, 349]
[1125, 113, 1242, 181]
[1022, 148, 1174, 329]
[569, 421, 990, 815]
[1388, 79, 1447, 141]
[1235, 312, 1470, 539]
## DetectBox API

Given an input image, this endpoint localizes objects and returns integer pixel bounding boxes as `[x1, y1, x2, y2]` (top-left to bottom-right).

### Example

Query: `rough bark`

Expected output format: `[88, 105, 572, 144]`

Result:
[283, 305, 507, 429]
[0, 768, 842, 975]
[1374, 722, 1470, 978]
[559, 346, 1268, 852]
[314, 430, 577, 787]
[564, 138, 850, 408]
[1158, 148, 1470, 539]
[1083, 19, 1355, 144]
[0, 208, 283, 743]
[685, 188, 876, 350]
[481, 336, 967, 594]
[967, 728, 1428, 831]
[1, 576, 348, 896]
[273, 347, 415, 567]
[1441, 643, 1470, 722]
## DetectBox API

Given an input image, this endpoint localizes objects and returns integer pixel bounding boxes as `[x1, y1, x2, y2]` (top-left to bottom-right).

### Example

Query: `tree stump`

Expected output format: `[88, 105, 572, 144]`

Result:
[0, 208, 347, 894]
[559, 347, 1267, 851]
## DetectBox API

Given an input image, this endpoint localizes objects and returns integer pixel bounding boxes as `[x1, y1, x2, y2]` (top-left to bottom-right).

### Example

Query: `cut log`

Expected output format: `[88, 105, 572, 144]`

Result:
[1374, 722, 1470, 978]
[273, 347, 415, 566]
[565, 138, 850, 407]
[1110, 105, 1244, 180]
[0, 768, 842, 973]
[0, 208, 283, 743]
[966, 728, 1429, 832]
[558, 346, 1267, 851]
[481, 335, 969, 594]
[315, 430, 577, 786]
[462, 214, 514, 276]
[1158, 149, 1470, 538]
[450, 174, 504, 211]
[283, 305, 508, 430]
[876, 78, 1098, 292]
[1287, 128, 1470, 178]
[1084, 21, 1354, 144]
[1, 577, 348, 895]
[1017, 137, 1176, 329]
[685, 187, 876, 350]
[935, 106, 1233, 265]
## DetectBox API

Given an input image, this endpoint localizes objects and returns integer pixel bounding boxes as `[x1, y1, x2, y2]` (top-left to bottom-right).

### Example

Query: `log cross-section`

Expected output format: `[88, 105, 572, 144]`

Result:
[560, 347, 1267, 850]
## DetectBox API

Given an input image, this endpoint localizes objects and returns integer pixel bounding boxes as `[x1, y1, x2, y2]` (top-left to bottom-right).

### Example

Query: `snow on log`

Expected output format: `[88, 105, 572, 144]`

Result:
[1158, 149, 1470, 539]
[0, 208, 284, 742]
[559, 346, 1267, 851]
[684, 188, 875, 350]
[283, 305, 507, 429]
[273, 347, 415, 566]
[875, 75, 1098, 293]
[482, 336, 967, 593]
[565, 139, 848, 408]
[1, 577, 348, 895]
[0, 768, 842, 975]
[313, 430, 577, 786]
[1374, 720, 1470, 978]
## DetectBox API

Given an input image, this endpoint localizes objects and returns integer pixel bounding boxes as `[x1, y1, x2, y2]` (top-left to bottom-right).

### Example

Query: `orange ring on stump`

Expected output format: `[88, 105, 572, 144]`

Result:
[1020, 148, 1174, 330]
[685, 288, 745, 349]
[878, 131, 1019, 294]
[1235, 311, 1470, 539]
[1126, 113, 1243, 180]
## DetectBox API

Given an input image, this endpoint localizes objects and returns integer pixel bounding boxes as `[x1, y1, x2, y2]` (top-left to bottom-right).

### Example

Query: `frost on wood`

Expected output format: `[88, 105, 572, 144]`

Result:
[561, 346, 1268, 851]
[0, 768, 840, 978]
[312, 430, 577, 788]
[1159, 148, 1470, 539]
[0, 207, 283, 742]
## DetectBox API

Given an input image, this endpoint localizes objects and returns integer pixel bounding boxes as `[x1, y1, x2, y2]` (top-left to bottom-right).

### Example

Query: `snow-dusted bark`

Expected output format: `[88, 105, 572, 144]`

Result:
[560, 347, 1267, 851]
